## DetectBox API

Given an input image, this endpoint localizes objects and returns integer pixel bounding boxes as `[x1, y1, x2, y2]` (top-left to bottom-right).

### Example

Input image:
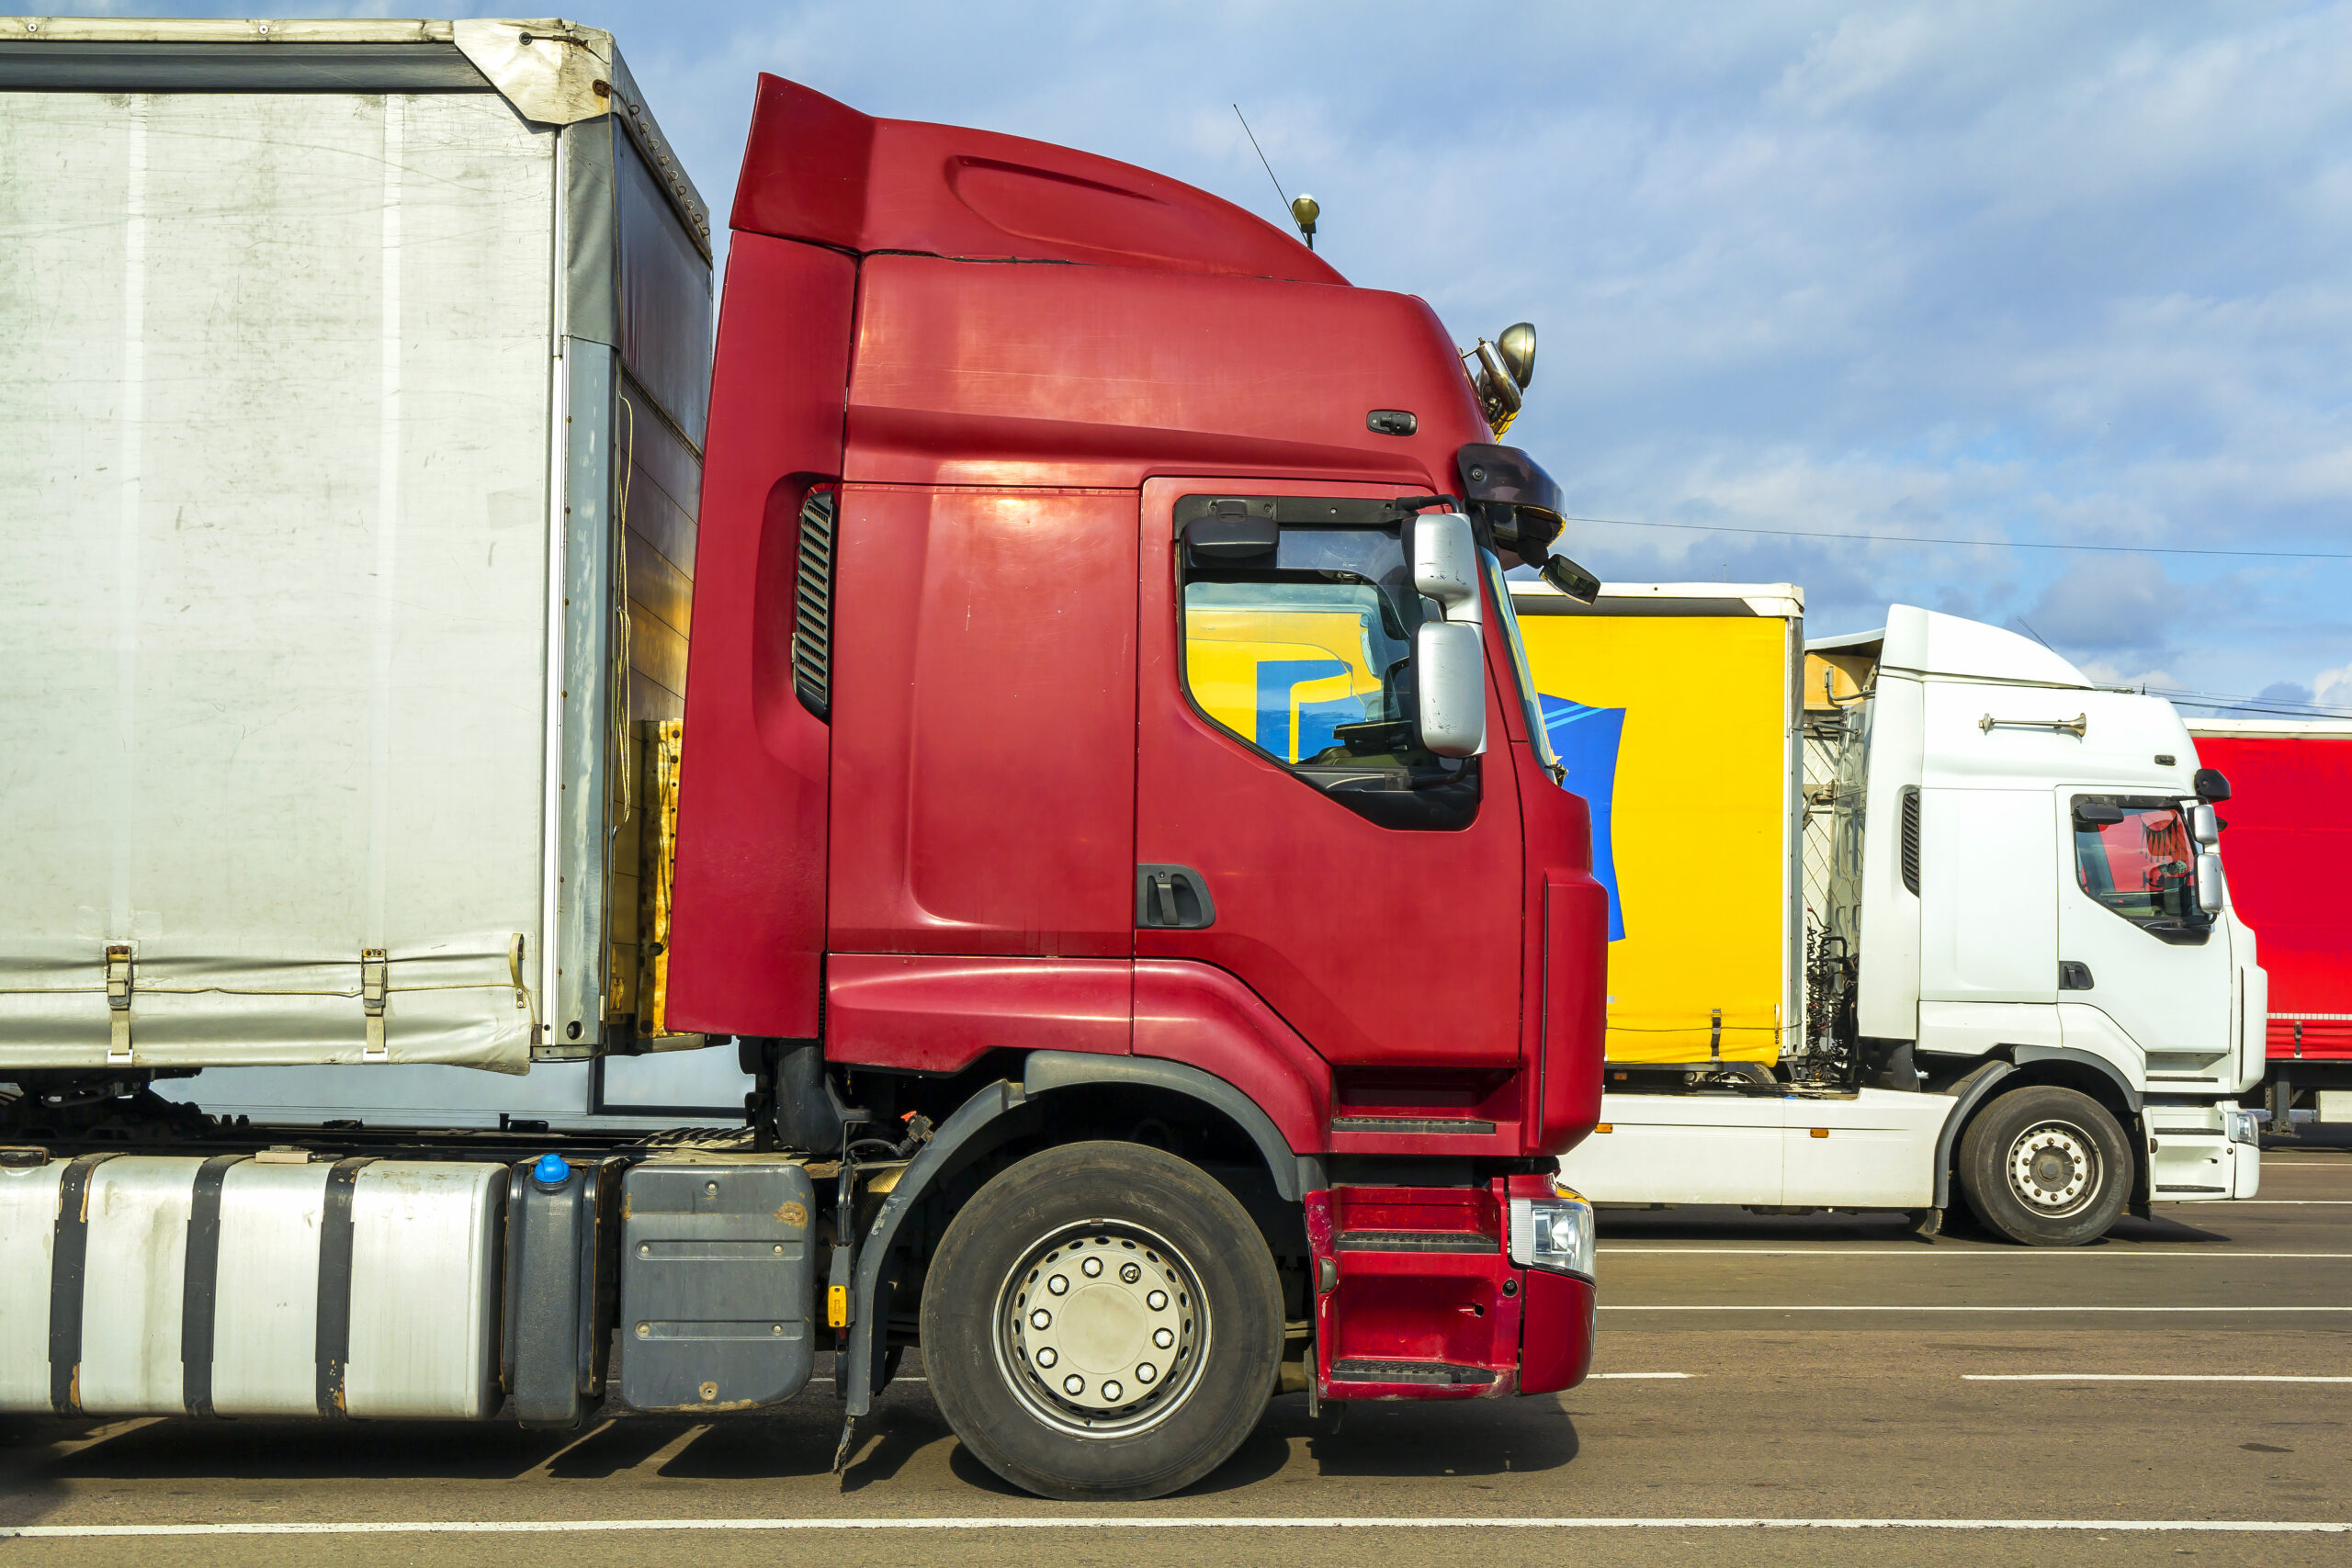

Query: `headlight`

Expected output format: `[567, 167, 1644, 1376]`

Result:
[1509, 1194, 1594, 1280]
[2224, 1109, 2258, 1147]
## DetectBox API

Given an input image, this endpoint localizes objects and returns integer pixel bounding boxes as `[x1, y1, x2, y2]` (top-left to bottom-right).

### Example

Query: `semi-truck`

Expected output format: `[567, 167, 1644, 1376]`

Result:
[1521, 584, 2265, 1245]
[0, 19, 1610, 1501]
[2182, 719, 2352, 1134]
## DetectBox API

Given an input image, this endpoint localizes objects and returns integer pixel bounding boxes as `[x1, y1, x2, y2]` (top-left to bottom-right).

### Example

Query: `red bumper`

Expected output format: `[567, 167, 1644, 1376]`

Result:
[1306, 1186, 1595, 1401]
[1518, 1265, 1596, 1394]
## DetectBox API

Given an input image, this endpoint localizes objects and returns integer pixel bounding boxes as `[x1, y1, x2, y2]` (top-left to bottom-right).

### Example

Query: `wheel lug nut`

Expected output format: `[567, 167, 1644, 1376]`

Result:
[1153, 1327, 1174, 1348]
[1035, 1347, 1057, 1368]
[1136, 1362, 1157, 1383]
[1047, 1275, 1069, 1295]
[1063, 1374, 1085, 1395]
[1082, 1257, 1102, 1277]
[1147, 1290, 1168, 1311]
[1030, 1309, 1051, 1330]
[1102, 1380, 1123, 1401]
[1119, 1262, 1141, 1284]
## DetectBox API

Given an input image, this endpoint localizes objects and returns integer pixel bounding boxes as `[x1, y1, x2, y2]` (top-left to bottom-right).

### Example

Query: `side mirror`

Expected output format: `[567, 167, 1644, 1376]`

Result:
[2194, 767, 2232, 803]
[2196, 852, 2224, 915]
[2190, 803, 2219, 847]
[1411, 512, 1481, 624]
[1414, 620, 1487, 758]
[1539, 552, 1601, 604]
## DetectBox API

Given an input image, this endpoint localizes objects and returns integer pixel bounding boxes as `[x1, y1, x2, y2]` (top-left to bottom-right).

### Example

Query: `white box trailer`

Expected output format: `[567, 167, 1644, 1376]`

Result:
[0, 18, 711, 1078]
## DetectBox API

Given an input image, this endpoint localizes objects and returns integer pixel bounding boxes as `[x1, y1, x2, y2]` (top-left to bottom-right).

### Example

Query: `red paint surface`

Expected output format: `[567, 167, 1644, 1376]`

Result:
[844, 256, 1475, 491]
[1537, 874, 1610, 1150]
[825, 953, 1131, 1074]
[1518, 1269, 1597, 1395]
[730, 76, 1343, 286]
[668, 236, 855, 1037]
[1332, 1183, 1501, 1241]
[1134, 477, 1530, 1078]
[825, 485, 1137, 959]
[2193, 734, 2352, 1058]
[1132, 960, 1332, 1153]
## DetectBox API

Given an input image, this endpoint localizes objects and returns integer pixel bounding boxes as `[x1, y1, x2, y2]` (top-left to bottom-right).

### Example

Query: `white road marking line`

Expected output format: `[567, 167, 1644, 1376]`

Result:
[1963, 1374, 2352, 1382]
[1590, 1371, 1696, 1379]
[2176, 1200, 2352, 1204]
[5, 1518, 2346, 1538]
[1600, 1249, 2352, 1258]
[1600, 1305, 2352, 1312]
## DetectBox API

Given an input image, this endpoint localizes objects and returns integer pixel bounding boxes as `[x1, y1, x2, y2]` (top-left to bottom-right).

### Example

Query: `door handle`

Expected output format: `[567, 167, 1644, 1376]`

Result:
[1136, 864, 1216, 930]
[2059, 960, 2095, 991]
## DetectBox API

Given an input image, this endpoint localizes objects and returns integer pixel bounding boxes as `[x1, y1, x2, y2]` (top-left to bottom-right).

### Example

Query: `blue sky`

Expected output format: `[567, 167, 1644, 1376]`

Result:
[54, 2, 2352, 715]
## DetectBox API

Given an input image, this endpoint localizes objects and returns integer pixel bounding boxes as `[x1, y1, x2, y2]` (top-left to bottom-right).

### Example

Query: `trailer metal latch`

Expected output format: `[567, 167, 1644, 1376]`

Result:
[105, 944, 134, 1064]
[361, 949, 389, 1061]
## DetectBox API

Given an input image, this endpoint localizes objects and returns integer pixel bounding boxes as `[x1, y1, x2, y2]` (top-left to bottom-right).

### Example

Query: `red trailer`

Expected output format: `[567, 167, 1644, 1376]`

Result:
[2188, 720, 2352, 1131]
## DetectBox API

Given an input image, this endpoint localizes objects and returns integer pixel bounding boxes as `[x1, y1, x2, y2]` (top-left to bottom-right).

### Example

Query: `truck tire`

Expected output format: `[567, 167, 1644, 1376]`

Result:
[1956, 1085, 2132, 1246]
[919, 1140, 1283, 1501]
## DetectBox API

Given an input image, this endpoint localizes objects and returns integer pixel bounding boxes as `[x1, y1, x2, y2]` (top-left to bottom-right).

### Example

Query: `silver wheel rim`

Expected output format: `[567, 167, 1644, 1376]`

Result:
[2007, 1120, 2099, 1216]
[992, 1220, 1209, 1438]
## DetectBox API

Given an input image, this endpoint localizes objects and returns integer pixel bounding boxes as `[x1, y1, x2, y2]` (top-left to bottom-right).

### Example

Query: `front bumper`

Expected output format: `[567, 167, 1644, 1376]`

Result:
[1305, 1176, 1596, 1401]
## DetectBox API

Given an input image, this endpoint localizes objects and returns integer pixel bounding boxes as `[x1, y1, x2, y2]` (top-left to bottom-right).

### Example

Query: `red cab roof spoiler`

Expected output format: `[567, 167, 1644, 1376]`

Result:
[729, 74, 1348, 285]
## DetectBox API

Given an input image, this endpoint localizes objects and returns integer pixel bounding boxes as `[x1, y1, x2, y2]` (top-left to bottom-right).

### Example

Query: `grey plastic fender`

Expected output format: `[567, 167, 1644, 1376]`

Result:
[1930, 1059, 2013, 1210]
[2010, 1044, 2143, 1114]
[840, 1052, 1317, 1422]
[1020, 1050, 1322, 1201]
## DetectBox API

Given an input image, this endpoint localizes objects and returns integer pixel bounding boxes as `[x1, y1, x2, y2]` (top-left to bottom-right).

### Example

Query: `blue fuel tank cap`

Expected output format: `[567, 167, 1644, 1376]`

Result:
[532, 1152, 571, 1186]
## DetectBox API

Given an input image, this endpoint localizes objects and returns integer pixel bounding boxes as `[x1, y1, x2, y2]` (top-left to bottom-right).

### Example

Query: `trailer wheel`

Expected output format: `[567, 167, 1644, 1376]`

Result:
[919, 1140, 1283, 1501]
[1956, 1085, 2132, 1246]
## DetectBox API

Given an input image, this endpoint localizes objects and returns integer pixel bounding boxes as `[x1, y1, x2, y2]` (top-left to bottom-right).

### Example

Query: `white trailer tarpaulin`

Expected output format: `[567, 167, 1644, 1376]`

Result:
[0, 19, 711, 1073]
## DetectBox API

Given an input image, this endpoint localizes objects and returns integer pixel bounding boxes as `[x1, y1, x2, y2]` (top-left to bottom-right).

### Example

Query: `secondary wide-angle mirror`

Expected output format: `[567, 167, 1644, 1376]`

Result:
[2196, 852, 2225, 915]
[2190, 802, 2220, 846]
[1539, 552, 1601, 604]
[1414, 620, 1487, 758]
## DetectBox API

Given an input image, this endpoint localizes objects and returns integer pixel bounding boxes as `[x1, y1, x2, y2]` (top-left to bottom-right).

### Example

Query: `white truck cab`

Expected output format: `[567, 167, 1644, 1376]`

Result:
[1546, 597, 2263, 1245]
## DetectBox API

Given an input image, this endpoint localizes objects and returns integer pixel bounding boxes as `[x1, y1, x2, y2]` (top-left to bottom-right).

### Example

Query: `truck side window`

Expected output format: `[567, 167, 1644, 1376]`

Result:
[2073, 795, 2206, 937]
[1176, 497, 1478, 831]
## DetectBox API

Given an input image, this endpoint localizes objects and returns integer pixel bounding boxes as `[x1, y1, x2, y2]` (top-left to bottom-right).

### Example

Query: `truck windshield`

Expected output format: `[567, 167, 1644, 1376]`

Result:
[2074, 796, 2202, 929]
[1482, 551, 1561, 777]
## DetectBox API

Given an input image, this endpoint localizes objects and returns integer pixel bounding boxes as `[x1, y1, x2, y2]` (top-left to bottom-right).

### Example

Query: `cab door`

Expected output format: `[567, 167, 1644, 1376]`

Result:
[2055, 790, 2232, 1061]
[1131, 479, 1524, 1086]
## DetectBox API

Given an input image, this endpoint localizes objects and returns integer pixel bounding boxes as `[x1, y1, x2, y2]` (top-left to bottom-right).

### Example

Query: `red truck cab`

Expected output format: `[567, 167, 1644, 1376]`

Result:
[665, 76, 1606, 1498]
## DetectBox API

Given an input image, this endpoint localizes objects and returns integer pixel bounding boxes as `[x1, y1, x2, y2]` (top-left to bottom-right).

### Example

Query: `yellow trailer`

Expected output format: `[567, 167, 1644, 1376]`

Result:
[1509, 582, 1805, 1071]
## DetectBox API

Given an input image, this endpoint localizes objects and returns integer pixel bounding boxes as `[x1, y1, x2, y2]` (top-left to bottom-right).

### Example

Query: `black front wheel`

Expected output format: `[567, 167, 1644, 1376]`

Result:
[919, 1140, 1283, 1500]
[1956, 1085, 2132, 1246]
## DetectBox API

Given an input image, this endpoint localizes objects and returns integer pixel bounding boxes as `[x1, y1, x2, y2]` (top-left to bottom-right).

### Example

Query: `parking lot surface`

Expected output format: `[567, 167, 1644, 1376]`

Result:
[5, 1140, 2347, 1567]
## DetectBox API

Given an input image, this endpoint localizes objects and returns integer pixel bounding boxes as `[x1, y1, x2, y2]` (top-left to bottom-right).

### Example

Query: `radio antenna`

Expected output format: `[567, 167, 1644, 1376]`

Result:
[1233, 104, 1289, 209]
[1234, 104, 1320, 249]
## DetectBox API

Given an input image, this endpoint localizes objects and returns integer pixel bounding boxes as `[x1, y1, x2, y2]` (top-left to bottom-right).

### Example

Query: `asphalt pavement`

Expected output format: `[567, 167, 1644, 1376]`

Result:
[5, 1137, 2347, 1567]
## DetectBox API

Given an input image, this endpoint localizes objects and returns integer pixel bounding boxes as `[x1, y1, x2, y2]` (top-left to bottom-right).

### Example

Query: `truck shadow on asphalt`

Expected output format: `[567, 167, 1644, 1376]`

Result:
[0, 1386, 1583, 1518]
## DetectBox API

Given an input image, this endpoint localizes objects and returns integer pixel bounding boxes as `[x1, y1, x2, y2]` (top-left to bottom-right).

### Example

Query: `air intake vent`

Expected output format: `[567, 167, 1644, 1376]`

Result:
[791, 489, 837, 720]
[1899, 786, 1921, 896]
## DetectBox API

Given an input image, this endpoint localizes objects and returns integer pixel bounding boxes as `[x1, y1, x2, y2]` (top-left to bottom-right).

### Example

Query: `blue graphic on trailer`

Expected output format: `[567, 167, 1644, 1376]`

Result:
[1255, 659, 1354, 761]
[1539, 695, 1627, 942]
